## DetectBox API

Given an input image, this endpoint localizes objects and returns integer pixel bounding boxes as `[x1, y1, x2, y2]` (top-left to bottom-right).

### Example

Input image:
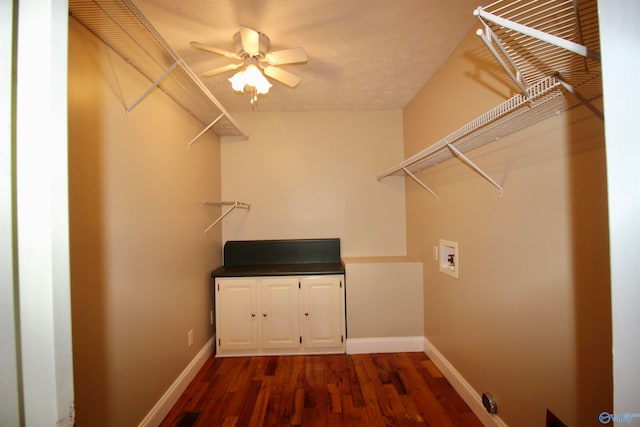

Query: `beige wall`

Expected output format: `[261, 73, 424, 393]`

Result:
[219, 111, 416, 342]
[68, 20, 222, 426]
[344, 259, 423, 339]
[403, 29, 612, 427]
[220, 111, 406, 257]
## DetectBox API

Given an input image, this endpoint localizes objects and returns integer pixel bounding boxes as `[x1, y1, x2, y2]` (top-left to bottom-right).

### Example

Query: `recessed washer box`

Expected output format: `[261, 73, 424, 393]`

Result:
[439, 239, 459, 279]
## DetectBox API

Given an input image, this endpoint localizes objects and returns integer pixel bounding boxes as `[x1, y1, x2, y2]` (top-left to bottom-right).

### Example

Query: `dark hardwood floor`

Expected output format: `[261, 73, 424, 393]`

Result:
[159, 352, 484, 427]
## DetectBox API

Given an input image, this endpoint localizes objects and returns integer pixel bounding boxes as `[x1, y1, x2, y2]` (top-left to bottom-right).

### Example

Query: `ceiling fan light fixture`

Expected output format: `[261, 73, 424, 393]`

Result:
[228, 64, 272, 95]
[192, 26, 306, 107]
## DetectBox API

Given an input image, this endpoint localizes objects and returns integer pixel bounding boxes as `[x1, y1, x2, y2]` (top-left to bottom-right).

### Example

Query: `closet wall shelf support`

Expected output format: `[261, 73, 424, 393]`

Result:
[473, 1, 601, 107]
[476, 22, 530, 98]
[554, 73, 603, 120]
[447, 144, 503, 196]
[188, 113, 225, 147]
[379, 0, 602, 197]
[402, 167, 440, 200]
[126, 61, 179, 113]
[378, 75, 566, 194]
[203, 201, 250, 235]
[474, 7, 601, 61]
[69, 0, 247, 138]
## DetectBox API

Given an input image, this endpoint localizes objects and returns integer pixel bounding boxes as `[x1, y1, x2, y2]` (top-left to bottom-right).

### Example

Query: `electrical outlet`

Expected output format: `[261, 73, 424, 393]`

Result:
[188, 329, 193, 347]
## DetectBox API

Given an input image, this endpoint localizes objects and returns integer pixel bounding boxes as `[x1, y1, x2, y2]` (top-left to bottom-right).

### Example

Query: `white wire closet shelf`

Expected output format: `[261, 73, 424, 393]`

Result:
[69, 0, 247, 141]
[378, 0, 601, 197]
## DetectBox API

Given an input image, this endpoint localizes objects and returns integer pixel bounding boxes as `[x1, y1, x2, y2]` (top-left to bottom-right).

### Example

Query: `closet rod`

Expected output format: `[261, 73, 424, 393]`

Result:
[203, 201, 250, 235]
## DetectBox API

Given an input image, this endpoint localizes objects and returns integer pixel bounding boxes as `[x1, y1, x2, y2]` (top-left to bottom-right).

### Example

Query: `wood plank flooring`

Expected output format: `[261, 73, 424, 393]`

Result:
[159, 352, 484, 427]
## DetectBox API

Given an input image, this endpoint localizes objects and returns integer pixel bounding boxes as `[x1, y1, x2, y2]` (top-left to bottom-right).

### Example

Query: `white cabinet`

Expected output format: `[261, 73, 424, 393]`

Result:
[261, 277, 300, 350]
[215, 275, 345, 356]
[301, 277, 344, 349]
[216, 278, 259, 351]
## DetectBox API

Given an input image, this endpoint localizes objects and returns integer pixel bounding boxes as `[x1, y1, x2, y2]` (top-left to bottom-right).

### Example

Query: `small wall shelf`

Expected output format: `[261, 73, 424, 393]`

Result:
[69, 0, 247, 142]
[378, 0, 601, 198]
[203, 201, 250, 235]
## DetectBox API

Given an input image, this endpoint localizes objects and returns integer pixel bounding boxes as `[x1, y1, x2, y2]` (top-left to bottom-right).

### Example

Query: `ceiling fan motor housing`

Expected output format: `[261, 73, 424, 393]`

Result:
[233, 31, 270, 59]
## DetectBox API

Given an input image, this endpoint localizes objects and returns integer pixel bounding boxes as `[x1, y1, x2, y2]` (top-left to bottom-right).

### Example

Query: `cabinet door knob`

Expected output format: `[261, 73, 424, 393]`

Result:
[251, 313, 256, 317]
[305, 312, 309, 316]
[263, 313, 267, 317]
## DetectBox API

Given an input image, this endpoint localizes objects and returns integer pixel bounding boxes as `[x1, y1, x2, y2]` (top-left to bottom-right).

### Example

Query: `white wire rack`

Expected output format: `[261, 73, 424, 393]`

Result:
[378, 0, 602, 197]
[475, 0, 601, 105]
[69, 0, 247, 141]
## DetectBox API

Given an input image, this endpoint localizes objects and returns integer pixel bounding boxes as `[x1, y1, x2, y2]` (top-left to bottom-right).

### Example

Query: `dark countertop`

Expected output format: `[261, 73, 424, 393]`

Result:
[212, 238, 345, 278]
[211, 262, 345, 278]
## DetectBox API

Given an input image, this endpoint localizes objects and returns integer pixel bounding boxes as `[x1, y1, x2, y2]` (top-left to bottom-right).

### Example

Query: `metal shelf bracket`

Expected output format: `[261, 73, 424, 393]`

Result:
[402, 167, 439, 200]
[188, 113, 225, 147]
[447, 144, 504, 196]
[554, 73, 604, 120]
[126, 61, 179, 113]
[203, 201, 250, 235]
[475, 23, 530, 98]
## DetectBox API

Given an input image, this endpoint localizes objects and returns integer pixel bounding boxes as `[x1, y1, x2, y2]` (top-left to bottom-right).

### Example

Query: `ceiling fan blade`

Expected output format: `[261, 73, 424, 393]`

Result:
[190, 41, 239, 60]
[240, 26, 260, 56]
[200, 63, 243, 78]
[266, 47, 308, 65]
[263, 66, 302, 88]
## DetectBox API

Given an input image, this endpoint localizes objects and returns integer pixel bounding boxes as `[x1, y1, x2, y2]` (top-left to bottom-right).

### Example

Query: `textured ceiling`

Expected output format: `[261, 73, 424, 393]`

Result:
[134, 0, 482, 113]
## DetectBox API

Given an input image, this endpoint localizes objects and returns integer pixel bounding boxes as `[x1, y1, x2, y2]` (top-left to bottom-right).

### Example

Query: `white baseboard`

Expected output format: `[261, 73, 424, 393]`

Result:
[138, 337, 214, 427]
[423, 337, 509, 427]
[346, 336, 424, 354]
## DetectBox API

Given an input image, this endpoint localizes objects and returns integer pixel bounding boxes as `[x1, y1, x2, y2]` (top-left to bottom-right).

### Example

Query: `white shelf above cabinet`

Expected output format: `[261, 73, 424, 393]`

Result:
[378, 0, 602, 197]
[69, 0, 247, 140]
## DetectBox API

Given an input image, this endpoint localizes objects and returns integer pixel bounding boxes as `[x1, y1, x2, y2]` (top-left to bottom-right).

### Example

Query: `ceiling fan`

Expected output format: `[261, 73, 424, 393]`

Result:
[190, 26, 308, 104]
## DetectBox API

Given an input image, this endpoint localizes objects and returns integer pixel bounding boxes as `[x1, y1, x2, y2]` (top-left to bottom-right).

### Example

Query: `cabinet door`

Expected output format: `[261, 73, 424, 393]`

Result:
[260, 277, 301, 350]
[301, 276, 345, 350]
[216, 278, 259, 351]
